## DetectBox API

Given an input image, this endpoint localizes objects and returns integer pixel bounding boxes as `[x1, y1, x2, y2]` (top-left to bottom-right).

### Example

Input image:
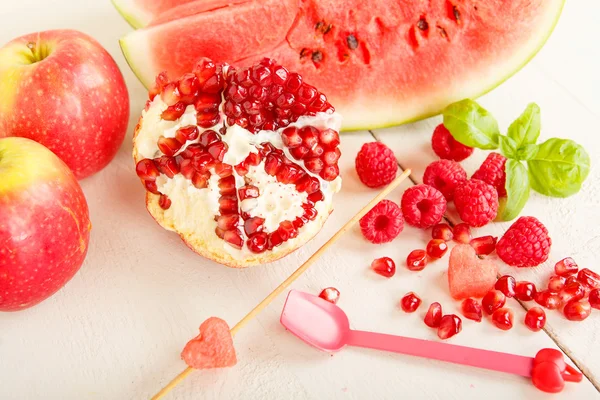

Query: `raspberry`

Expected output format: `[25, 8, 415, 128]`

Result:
[359, 200, 404, 243]
[496, 216, 551, 267]
[472, 152, 507, 197]
[423, 160, 467, 201]
[401, 184, 447, 228]
[355, 142, 398, 188]
[454, 179, 498, 227]
[431, 124, 474, 161]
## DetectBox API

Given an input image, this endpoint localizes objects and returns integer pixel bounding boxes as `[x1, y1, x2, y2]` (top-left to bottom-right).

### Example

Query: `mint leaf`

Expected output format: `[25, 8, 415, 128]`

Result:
[528, 138, 591, 197]
[443, 99, 500, 150]
[499, 136, 518, 159]
[507, 103, 541, 147]
[498, 160, 530, 221]
[515, 144, 538, 161]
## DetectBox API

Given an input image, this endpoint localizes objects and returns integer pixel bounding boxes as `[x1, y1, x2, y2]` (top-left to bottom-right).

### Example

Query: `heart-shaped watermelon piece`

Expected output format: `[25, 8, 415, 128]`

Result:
[181, 317, 237, 369]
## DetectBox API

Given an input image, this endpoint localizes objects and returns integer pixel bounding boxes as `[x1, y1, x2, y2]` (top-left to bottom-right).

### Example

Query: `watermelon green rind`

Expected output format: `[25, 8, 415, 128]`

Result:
[112, 0, 149, 29]
[119, 0, 564, 132]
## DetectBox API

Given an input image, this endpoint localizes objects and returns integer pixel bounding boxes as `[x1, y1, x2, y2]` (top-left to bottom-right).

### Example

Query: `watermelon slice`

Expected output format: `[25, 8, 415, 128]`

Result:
[111, 0, 198, 28]
[119, 0, 564, 131]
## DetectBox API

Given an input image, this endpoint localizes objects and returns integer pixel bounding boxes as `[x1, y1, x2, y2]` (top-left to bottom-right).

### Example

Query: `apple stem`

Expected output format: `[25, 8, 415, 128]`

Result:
[25, 39, 48, 64]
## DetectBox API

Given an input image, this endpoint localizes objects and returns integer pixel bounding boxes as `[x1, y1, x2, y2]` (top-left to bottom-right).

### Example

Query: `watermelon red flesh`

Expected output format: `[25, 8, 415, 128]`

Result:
[120, 0, 564, 131]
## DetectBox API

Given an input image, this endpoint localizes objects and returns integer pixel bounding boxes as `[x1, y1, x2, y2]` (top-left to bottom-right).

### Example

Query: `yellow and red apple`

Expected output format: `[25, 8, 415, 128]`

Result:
[0, 29, 130, 179]
[0, 137, 91, 311]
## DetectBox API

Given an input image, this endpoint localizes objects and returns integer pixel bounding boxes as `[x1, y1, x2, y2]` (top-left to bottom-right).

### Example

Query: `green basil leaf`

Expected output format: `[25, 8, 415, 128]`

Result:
[507, 103, 541, 147]
[499, 135, 518, 159]
[515, 143, 538, 161]
[443, 99, 500, 150]
[527, 138, 591, 197]
[498, 160, 530, 221]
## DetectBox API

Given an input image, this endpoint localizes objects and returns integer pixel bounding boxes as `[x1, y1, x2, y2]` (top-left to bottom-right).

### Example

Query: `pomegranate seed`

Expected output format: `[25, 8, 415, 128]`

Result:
[318, 128, 340, 149]
[295, 175, 320, 194]
[223, 230, 243, 249]
[431, 223, 453, 241]
[426, 239, 448, 258]
[197, 112, 220, 128]
[424, 302, 443, 328]
[482, 290, 506, 315]
[192, 172, 210, 189]
[534, 290, 562, 310]
[565, 275, 579, 286]
[307, 191, 324, 204]
[161, 102, 186, 121]
[217, 214, 239, 231]
[400, 292, 422, 313]
[491, 308, 513, 330]
[470, 236, 497, 256]
[524, 307, 546, 332]
[437, 314, 462, 340]
[244, 217, 265, 235]
[175, 125, 199, 143]
[234, 162, 249, 176]
[268, 231, 284, 249]
[577, 268, 600, 289]
[264, 154, 283, 175]
[318, 287, 340, 304]
[245, 152, 261, 166]
[192, 152, 216, 172]
[218, 175, 236, 195]
[303, 205, 318, 221]
[199, 129, 220, 147]
[555, 257, 579, 276]
[178, 72, 200, 99]
[150, 71, 169, 99]
[195, 93, 220, 113]
[563, 299, 592, 321]
[495, 275, 516, 298]
[452, 223, 471, 244]
[239, 185, 260, 200]
[144, 180, 159, 194]
[281, 127, 302, 148]
[193, 57, 216, 83]
[161, 82, 180, 106]
[278, 221, 298, 241]
[277, 164, 304, 184]
[208, 141, 228, 161]
[215, 163, 233, 177]
[547, 275, 566, 292]
[155, 156, 179, 178]
[559, 281, 586, 303]
[589, 289, 600, 309]
[180, 159, 195, 179]
[157, 136, 183, 157]
[136, 159, 159, 181]
[514, 281, 537, 301]
[460, 298, 482, 322]
[308, 144, 325, 158]
[219, 195, 238, 214]
[289, 146, 310, 160]
[215, 227, 226, 239]
[158, 194, 171, 210]
[305, 157, 324, 173]
[247, 232, 268, 253]
[320, 164, 340, 181]
[406, 249, 428, 271]
[371, 257, 396, 278]
[322, 148, 341, 165]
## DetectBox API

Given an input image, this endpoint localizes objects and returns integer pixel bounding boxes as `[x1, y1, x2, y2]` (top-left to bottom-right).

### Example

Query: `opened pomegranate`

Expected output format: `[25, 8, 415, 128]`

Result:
[133, 58, 342, 267]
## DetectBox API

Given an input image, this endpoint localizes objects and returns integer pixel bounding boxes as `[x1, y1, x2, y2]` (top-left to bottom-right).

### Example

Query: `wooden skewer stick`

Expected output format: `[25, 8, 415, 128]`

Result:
[151, 169, 412, 400]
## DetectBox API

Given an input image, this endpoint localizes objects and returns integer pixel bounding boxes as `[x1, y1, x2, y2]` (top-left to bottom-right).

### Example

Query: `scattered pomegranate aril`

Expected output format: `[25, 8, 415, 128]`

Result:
[547, 275, 566, 292]
[470, 236, 497, 256]
[426, 239, 448, 258]
[495, 275, 516, 298]
[223, 230, 243, 249]
[577, 268, 600, 289]
[319, 287, 340, 304]
[438, 314, 462, 340]
[559, 281, 586, 303]
[247, 232, 268, 253]
[533, 290, 562, 310]
[563, 299, 592, 321]
[400, 292, 422, 313]
[371, 257, 396, 278]
[431, 223, 453, 241]
[514, 281, 537, 301]
[482, 289, 506, 315]
[424, 302, 443, 328]
[452, 223, 471, 244]
[554, 257, 579, 276]
[136, 159, 160, 181]
[491, 308, 514, 331]
[158, 136, 183, 157]
[461, 298, 482, 322]
[406, 249, 428, 271]
[161, 102, 186, 121]
[524, 307, 546, 332]
[589, 289, 600, 310]
[158, 194, 172, 210]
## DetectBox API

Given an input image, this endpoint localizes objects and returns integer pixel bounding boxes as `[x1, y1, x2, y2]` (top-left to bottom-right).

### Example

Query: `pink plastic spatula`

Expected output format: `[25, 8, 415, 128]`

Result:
[280, 290, 583, 393]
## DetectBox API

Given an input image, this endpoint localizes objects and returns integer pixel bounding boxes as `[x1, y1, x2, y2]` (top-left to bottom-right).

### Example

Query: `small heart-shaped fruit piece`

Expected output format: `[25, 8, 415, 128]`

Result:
[448, 244, 498, 299]
[531, 361, 565, 393]
[181, 317, 237, 369]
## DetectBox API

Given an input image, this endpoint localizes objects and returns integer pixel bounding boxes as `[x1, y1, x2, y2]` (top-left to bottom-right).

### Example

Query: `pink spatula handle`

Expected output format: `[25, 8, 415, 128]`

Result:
[346, 330, 533, 377]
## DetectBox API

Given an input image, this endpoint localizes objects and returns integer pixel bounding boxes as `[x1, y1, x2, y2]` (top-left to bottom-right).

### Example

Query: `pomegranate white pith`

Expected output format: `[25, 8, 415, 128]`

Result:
[133, 59, 342, 268]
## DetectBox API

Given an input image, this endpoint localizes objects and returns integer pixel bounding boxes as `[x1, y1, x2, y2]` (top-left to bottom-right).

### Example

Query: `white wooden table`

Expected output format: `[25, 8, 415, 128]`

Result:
[1, 1, 599, 399]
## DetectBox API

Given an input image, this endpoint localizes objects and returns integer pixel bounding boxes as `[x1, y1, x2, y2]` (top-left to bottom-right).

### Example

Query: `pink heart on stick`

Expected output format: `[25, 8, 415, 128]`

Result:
[181, 317, 237, 369]
[531, 348, 582, 393]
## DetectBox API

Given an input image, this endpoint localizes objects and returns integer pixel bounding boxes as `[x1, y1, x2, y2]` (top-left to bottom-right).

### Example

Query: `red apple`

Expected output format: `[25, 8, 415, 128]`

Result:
[0, 29, 129, 179]
[0, 137, 91, 311]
